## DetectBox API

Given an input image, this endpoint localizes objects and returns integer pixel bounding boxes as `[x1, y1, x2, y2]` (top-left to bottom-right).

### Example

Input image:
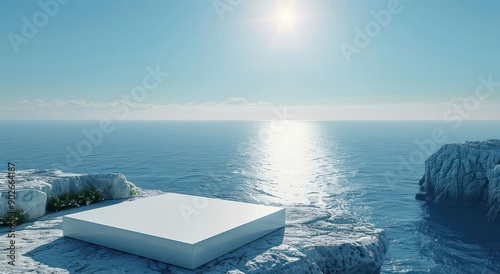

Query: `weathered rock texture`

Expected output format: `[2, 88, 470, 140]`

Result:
[0, 170, 388, 273]
[417, 139, 500, 222]
[0, 203, 388, 274]
[0, 170, 136, 221]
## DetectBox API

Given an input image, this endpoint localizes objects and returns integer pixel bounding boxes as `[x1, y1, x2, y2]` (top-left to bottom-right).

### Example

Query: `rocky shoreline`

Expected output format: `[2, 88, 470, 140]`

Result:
[1, 170, 388, 273]
[416, 139, 500, 223]
[0, 170, 136, 221]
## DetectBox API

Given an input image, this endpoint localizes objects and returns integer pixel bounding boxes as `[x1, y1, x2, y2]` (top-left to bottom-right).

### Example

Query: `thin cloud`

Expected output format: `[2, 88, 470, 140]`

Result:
[441, 96, 493, 107]
[10, 97, 272, 111]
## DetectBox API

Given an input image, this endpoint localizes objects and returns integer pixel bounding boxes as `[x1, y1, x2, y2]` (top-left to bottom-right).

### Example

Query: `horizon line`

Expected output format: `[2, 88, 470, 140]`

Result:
[1, 119, 500, 122]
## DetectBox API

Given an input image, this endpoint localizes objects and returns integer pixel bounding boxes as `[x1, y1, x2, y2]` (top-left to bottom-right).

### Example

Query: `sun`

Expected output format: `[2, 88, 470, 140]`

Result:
[276, 8, 296, 30]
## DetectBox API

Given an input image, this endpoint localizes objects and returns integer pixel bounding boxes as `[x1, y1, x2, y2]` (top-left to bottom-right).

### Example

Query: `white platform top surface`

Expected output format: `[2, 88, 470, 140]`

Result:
[65, 193, 284, 244]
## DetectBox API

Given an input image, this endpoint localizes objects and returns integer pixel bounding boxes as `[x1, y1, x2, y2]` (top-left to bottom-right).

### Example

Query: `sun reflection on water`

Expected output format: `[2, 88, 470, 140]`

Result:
[249, 121, 341, 207]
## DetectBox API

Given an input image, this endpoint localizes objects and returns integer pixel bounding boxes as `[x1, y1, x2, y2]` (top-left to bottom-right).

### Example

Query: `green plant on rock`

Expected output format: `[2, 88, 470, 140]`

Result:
[47, 188, 104, 212]
[0, 209, 26, 226]
[130, 188, 138, 196]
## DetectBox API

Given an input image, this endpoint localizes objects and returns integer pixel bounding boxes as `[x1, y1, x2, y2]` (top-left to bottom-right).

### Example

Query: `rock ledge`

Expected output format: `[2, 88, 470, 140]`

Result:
[417, 139, 500, 222]
[0, 169, 136, 221]
[0, 170, 388, 273]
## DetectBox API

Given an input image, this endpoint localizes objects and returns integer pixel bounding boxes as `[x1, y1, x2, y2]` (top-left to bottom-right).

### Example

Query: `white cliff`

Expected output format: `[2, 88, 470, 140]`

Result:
[417, 139, 500, 222]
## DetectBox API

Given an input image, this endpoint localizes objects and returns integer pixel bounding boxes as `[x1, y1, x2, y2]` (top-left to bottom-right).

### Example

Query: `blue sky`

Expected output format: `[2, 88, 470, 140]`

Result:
[1, 0, 500, 120]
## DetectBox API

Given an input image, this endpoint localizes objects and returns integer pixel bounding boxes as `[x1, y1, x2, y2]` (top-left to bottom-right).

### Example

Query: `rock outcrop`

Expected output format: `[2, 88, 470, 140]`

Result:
[2, 202, 388, 274]
[0, 170, 389, 273]
[0, 170, 136, 221]
[417, 139, 500, 222]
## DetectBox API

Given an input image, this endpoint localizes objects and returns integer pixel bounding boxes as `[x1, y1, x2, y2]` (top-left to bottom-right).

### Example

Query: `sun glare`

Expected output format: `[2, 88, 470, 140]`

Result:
[247, 2, 316, 50]
[252, 122, 331, 207]
[276, 8, 296, 29]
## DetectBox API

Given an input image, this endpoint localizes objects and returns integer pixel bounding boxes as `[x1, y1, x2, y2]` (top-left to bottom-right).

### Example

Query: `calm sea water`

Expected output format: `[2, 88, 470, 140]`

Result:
[1, 120, 500, 273]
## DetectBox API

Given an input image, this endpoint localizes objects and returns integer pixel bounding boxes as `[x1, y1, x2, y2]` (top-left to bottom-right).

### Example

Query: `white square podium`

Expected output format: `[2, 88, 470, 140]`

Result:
[63, 193, 285, 269]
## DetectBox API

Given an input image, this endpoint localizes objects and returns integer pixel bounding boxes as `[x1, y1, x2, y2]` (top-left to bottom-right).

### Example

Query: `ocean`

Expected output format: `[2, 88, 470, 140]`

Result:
[1, 120, 500, 273]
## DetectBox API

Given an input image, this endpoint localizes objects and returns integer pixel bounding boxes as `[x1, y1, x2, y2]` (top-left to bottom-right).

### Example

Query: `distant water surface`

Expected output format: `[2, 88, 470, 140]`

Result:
[1, 120, 500, 273]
